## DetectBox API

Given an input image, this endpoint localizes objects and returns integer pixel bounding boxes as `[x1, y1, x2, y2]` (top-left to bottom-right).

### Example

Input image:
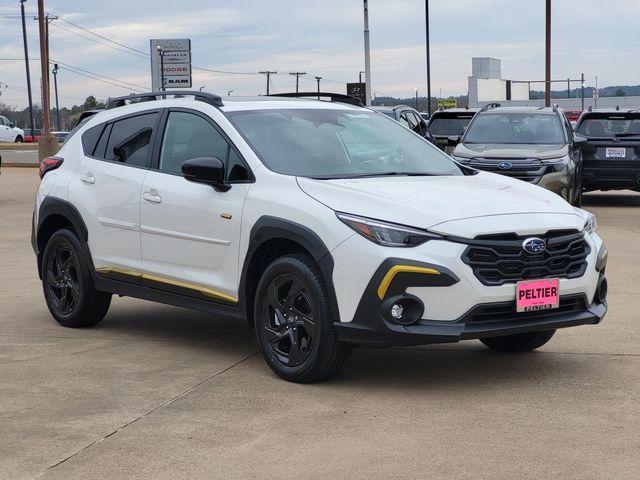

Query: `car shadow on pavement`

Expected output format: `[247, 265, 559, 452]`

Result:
[583, 191, 640, 207]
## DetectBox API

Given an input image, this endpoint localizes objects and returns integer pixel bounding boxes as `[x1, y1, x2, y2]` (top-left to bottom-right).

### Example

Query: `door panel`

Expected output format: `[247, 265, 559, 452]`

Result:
[68, 158, 147, 271]
[140, 171, 248, 302]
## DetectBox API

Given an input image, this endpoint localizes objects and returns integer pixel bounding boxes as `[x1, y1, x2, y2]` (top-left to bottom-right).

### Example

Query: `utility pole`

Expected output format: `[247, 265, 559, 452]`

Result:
[359, 71, 365, 85]
[415, 88, 419, 110]
[37, 0, 57, 160]
[33, 13, 57, 91]
[20, 0, 36, 139]
[289, 72, 306, 94]
[545, 0, 551, 107]
[425, 0, 432, 116]
[260, 70, 277, 95]
[363, 0, 372, 106]
[52, 63, 60, 130]
[580, 72, 585, 111]
[315, 76, 322, 99]
[567, 78, 570, 99]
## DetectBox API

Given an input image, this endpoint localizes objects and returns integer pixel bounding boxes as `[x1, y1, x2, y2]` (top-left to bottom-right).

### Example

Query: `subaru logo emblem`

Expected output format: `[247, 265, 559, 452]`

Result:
[497, 161, 513, 170]
[522, 237, 546, 255]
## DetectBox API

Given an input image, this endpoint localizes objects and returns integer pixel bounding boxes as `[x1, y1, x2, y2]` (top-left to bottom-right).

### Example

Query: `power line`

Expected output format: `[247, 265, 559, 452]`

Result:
[60, 18, 149, 57]
[51, 22, 148, 59]
[52, 59, 148, 90]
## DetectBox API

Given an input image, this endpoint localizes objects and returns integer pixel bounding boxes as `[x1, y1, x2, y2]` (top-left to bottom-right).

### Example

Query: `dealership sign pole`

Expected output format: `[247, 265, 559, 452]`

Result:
[150, 39, 192, 90]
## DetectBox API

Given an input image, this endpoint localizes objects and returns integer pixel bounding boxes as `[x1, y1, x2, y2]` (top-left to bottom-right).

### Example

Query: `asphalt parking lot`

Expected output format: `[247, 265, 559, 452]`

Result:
[1, 167, 639, 480]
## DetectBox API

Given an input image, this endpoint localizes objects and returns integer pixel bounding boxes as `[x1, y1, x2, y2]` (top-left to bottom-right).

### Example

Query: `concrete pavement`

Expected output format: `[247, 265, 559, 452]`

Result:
[1, 168, 639, 479]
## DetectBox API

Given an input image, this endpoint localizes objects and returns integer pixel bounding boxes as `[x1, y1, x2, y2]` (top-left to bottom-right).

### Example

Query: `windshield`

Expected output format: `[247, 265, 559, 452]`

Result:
[576, 114, 640, 137]
[226, 108, 461, 178]
[428, 115, 474, 136]
[464, 112, 565, 144]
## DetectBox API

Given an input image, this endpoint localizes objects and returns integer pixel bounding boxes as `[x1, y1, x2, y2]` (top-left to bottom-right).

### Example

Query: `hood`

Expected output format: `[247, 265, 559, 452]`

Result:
[453, 142, 568, 160]
[297, 172, 581, 234]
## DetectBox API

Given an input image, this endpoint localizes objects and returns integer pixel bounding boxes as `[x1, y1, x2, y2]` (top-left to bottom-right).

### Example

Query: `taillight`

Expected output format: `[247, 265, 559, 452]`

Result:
[39, 156, 64, 178]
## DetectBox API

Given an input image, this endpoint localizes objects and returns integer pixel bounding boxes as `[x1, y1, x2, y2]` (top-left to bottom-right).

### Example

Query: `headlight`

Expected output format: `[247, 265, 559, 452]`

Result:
[336, 213, 441, 247]
[583, 212, 598, 234]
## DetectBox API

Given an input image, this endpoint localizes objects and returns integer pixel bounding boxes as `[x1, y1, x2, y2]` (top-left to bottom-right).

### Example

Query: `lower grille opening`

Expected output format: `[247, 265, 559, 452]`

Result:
[464, 296, 587, 324]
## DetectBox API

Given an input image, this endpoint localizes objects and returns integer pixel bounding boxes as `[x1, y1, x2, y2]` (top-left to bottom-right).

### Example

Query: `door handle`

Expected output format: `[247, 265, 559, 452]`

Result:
[143, 190, 162, 204]
[80, 173, 95, 184]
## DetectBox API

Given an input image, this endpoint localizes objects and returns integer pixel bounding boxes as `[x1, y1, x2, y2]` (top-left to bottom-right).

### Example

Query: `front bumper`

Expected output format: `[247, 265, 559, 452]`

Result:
[331, 232, 607, 347]
[335, 293, 606, 346]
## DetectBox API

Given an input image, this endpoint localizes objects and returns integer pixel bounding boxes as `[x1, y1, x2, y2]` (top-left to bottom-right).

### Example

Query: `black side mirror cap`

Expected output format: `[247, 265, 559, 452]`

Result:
[181, 156, 230, 192]
[9, 123, 15, 128]
[447, 135, 461, 146]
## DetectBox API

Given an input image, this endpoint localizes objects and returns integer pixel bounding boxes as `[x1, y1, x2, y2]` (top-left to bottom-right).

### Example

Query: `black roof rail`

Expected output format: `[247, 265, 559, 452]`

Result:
[105, 91, 224, 109]
[479, 102, 501, 112]
[266, 92, 364, 107]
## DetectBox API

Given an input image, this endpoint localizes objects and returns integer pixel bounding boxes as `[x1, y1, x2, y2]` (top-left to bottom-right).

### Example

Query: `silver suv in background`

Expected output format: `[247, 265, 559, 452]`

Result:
[451, 105, 586, 206]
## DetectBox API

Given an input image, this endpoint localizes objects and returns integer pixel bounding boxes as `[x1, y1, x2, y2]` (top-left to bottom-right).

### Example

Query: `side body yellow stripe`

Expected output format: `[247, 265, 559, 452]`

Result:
[95, 267, 238, 304]
[377, 265, 440, 300]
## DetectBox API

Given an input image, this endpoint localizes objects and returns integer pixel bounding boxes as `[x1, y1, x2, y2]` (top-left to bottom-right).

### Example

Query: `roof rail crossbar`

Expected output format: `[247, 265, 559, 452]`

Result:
[479, 102, 501, 112]
[105, 91, 224, 109]
[266, 92, 364, 107]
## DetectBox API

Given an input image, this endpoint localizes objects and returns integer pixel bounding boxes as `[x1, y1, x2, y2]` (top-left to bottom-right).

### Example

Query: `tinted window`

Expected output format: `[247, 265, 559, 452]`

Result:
[464, 112, 565, 144]
[428, 115, 474, 136]
[159, 111, 229, 175]
[104, 112, 159, 167]
[227, 148, 251, 182]
[81, 124, 105, 155]
[227, 109, 460, 178]
[576, 113, 640, 138]
[0, 117, 8, 126]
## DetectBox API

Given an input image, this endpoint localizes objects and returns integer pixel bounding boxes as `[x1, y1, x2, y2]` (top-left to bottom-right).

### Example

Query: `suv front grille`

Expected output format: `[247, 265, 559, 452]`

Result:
[467, 158, 551, 184]
[461, 230, 591, 286]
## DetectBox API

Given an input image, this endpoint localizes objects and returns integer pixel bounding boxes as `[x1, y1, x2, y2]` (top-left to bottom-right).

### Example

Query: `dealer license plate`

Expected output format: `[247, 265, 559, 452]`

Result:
[516, 278, 559, 313]
[605, 147, 626, 158]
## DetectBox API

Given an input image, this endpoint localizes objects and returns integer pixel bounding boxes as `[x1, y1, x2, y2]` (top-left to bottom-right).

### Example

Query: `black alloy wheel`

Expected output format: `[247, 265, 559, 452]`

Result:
[261, 273, 318, 368]
[254, 254, 352, 382]
[42, 229, 111, 327]
[45, 239, 81, 317]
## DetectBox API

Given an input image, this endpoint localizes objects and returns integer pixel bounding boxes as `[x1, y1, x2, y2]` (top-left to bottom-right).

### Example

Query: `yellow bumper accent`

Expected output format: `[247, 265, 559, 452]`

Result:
[377, 265, 440, 300]
[96, 267, 238, 304]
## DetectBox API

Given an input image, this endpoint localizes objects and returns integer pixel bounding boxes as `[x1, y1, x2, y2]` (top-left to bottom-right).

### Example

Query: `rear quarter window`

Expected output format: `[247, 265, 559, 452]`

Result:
[81, 124, 105, 156]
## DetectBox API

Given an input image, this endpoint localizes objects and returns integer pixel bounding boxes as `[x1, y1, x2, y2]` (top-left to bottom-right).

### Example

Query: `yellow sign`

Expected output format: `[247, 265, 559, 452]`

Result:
[437, 99, 457, 110]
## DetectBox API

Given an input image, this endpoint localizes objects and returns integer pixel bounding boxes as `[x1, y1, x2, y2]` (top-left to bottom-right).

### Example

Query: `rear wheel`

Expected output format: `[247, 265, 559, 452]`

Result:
[254, 254, 352, 383]
[480, 330, 556, 353]
[42, 229, 111, 328]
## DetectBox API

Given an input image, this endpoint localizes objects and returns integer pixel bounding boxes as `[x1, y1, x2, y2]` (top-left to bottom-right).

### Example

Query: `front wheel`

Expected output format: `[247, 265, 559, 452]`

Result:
[15, 135, 24, 143]
[480, 330, 556, 353]
[254, 254, 352, 383]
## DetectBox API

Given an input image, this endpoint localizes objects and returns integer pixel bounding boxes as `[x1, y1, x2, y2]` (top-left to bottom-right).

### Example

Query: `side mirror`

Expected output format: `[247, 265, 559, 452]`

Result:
[573, 133, 588, 146]
[9, 123, 15, 128]
[181, 156, 230, 192]
[447, 135, 461, 146]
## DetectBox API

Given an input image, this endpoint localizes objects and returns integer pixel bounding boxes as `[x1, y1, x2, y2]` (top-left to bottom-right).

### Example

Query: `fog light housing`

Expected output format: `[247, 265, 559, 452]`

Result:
[380, 295, 424, 326]
[596, 276, 608, 304]
[390, 304, 404, 319]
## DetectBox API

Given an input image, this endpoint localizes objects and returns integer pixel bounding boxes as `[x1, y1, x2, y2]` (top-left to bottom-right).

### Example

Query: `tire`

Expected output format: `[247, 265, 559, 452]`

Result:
[15, 135, 23, 143]
[254, 254, 352, 383]
[480, 330, 556, 353]
[42, 229, 111, 328]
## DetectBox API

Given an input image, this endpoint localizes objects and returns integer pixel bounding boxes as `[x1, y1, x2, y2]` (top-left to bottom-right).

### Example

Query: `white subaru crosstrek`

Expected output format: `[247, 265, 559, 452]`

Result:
[32, 91, 608, 382]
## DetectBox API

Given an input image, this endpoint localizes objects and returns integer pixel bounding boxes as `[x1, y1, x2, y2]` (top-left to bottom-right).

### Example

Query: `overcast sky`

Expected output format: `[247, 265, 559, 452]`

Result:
[1, 0, 639, 108]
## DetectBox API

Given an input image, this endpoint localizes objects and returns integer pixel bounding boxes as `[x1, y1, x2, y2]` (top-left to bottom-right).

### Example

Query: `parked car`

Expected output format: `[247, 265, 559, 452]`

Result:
[426, 108, 478, 153]
[32, 91, 607, 382]
[0, 116, 24, 142]
[52, 131, 70, 143]
[371, 105, 436, 144]
[574, 107, 640, 192]
[451, 105, 586, 206]
[565, 109, 582, 129]
[24, 129, 42, 143]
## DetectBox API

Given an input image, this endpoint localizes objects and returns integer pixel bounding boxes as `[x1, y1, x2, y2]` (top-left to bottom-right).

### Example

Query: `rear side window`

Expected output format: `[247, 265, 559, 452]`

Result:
[576, 114, 640, 138]
[103, 112, 160, 167]
[81, 124, 105, 155]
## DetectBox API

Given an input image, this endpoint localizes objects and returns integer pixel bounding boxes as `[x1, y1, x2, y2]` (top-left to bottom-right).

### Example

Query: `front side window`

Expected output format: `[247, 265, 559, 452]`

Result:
[227, 108, 461, 178]
[464, 112, 565, 145]
[103, 112, 159, 167]
[159, 111, 229, 175]
[576, 113, 640, 138]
